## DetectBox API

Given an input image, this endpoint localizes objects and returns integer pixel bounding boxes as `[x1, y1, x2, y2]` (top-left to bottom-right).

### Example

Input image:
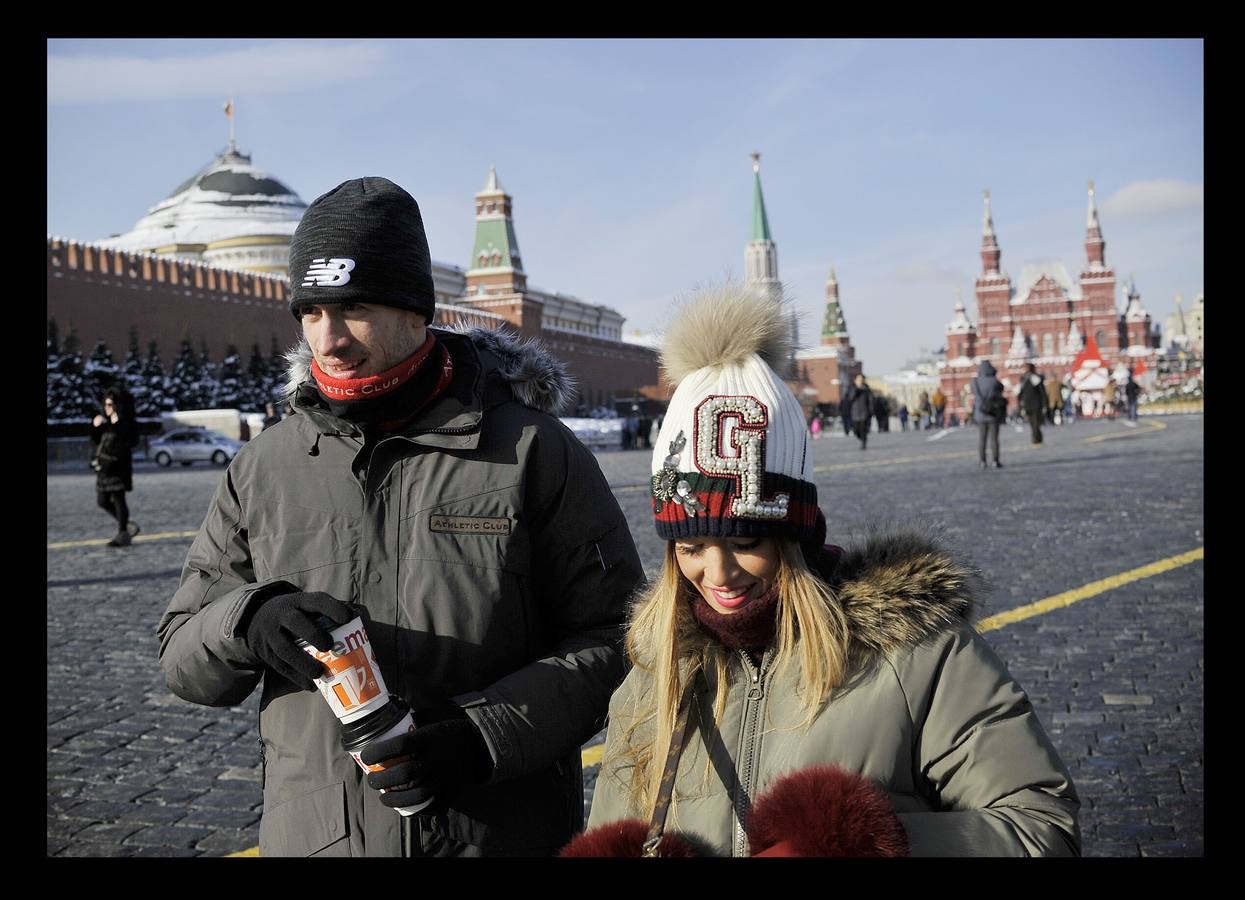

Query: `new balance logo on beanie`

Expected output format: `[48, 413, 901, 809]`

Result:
[302, 258, 356, 287]
[288, 177, 437, 323]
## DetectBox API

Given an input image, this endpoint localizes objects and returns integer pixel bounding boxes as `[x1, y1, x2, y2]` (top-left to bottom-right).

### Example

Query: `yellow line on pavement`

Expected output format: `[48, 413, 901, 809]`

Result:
[1083, 419, 1166, 443]
[47, 530, 199, 550]
[976, 547, 1203, 632]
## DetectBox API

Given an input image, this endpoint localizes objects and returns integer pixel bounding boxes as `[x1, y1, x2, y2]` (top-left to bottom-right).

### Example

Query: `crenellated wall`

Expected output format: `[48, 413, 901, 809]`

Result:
[47, 237, 506, 362]
[47, 236, 299, 360]
[46, 235, 653, 410]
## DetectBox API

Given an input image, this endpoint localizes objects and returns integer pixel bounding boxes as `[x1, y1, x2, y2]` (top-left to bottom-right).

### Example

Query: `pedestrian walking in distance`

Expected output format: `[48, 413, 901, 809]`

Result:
[931, 386, 946, 429]
[261, 401, 282, 432]
[1125, 370, 1142, 421]
[157, 177, 644, 857]
[842, 373, 875, 450]
[560, 286, 1080, 857]
[1017, 363, 1049, 445]
[971, 360, 1006, 469]
[90, 386, 140, 547]
[1046, 375, 1063, 425]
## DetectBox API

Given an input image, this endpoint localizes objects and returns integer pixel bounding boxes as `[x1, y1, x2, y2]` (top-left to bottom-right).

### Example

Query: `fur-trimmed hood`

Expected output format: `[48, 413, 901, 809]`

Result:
[825, 526, 980, 656]
[283, 325, 576, 416]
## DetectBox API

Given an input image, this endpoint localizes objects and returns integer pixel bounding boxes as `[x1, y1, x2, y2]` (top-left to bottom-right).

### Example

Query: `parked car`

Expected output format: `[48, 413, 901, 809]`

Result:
[148, 428, 243, 467]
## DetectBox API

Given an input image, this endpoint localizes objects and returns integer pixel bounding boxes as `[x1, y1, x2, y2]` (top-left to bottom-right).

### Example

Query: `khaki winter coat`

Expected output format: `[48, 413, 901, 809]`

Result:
[158, 327, 645, 856]
[587, 532, 1080, 856]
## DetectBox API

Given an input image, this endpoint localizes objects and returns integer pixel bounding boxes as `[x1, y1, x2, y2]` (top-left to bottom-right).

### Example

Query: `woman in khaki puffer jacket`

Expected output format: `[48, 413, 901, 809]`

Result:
[561, 285, 1079, 858]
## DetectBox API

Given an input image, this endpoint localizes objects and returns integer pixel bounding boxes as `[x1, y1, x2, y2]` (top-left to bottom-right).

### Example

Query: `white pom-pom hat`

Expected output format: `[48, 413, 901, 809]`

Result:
[650, 284, 821, 545]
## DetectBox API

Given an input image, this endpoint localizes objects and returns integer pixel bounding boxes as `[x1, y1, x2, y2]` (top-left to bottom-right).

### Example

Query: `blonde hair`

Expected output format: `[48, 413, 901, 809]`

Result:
[612, 538, 851, 817]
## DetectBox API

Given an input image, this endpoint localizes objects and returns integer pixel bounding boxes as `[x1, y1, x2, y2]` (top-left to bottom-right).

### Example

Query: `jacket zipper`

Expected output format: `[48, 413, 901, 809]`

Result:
[733, 649, 772, 857]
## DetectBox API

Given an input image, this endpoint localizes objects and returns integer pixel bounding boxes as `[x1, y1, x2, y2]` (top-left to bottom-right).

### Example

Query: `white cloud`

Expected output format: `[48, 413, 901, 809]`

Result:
[47, 42, 388, 105]
[1102, 179, 1203, 219]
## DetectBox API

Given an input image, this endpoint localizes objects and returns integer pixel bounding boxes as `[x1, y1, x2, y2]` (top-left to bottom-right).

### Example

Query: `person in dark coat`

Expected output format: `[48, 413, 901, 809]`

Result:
[873, 393, 889, 433]
[841, 374, 875, 450]
[898, 404, 909, 431]
[1017, 363, 1049, 445]
[261, 402, 282, 432]
[1124, 371, 1141, 421]
[970, 360, 1006, 469]
[89, 386, 140, 546]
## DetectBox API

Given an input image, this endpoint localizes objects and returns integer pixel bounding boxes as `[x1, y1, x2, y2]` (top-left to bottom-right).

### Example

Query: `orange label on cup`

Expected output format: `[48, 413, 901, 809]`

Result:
[302, 618, 388, 720]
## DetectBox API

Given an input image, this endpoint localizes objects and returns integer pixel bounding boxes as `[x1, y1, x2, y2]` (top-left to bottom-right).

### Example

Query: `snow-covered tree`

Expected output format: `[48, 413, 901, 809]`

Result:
[191, 339, 219, 409]
[214, 344, 245, 409]
[245, 339, 269, 411]
[266, 334, 290, 407]
[168, 337, 202, 411]
[121, 326, 157, 417]
[47, 324, 93, 421]
[83, 338, 120, 408]
[142, 339, 174, 414]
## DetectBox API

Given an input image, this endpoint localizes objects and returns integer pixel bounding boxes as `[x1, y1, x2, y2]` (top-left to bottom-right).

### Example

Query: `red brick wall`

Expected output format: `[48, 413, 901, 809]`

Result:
[48, 238, 299, 360]
[48, 238, 659, 413]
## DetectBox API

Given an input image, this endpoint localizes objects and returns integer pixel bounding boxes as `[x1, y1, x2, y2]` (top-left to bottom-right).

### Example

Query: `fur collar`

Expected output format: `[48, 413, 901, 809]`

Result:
[283, 325, 576, 416]
[827, 527, 979, 656]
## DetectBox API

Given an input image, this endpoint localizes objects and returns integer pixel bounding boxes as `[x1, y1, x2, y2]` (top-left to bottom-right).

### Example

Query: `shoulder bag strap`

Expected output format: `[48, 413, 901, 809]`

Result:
[642, 675, 699, 857]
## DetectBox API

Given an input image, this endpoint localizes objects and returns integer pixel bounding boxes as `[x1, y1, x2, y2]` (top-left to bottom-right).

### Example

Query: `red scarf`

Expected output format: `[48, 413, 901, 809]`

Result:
[310, 333, 439, 401]
[310, 333, 454, 432]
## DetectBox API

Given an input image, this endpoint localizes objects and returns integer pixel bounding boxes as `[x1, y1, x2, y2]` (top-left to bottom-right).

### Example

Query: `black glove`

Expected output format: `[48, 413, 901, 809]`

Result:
[241, 591, 355, 691]
[360, 712, 494, 811]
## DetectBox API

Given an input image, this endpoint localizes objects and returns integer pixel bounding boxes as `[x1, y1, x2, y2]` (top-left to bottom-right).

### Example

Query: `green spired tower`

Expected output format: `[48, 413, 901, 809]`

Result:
[821, 267, 849, 342]
[465, 165, 526, 295]
[744, 153, 780, 298]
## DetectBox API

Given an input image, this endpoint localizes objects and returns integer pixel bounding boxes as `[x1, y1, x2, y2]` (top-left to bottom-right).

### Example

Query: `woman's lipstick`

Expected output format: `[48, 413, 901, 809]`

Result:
[709, 584, 754, 609]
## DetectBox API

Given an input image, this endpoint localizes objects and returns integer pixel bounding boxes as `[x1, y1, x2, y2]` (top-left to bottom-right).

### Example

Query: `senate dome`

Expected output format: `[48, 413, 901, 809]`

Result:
[98, 143, 307, 275]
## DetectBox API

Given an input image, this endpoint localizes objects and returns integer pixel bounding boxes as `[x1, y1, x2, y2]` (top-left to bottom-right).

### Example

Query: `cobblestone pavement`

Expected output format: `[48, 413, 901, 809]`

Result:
[47, 414, 1203, 857]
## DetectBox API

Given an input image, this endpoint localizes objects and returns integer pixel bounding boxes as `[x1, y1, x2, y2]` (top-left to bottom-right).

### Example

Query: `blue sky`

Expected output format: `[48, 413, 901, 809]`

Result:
[47, 38, 1203, 375]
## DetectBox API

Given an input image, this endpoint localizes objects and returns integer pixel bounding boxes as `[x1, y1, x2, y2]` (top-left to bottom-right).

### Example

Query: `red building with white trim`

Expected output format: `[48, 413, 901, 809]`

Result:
[939, 184, 1161, 420]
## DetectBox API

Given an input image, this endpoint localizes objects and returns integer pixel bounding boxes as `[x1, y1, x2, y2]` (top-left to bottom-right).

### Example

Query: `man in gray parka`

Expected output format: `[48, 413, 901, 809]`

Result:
[157, 177, 645, 857]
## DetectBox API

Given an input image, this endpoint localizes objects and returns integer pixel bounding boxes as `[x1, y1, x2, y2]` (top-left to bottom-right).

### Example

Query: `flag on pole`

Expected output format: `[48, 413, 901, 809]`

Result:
[224, 99, 234, 119]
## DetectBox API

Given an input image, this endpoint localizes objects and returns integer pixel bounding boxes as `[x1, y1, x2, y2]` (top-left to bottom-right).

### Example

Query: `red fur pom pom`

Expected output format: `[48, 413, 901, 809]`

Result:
[747, 765, 908, 857]
[559, 818, 699, 857]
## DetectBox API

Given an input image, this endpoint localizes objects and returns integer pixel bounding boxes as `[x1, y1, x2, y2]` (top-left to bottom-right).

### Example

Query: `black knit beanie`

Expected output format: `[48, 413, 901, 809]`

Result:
[288, 177, 436, 323]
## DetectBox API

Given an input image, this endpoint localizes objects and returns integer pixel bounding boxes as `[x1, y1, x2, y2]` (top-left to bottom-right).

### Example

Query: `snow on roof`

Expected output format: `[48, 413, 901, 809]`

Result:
[1013, 259, 1082, 304]
[622, 331, 662, 350]
[98, 148, 306, 252]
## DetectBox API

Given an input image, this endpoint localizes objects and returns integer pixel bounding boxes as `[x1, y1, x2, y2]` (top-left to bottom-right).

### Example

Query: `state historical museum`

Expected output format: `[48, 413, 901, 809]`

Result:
[938, 184, 1161, 420]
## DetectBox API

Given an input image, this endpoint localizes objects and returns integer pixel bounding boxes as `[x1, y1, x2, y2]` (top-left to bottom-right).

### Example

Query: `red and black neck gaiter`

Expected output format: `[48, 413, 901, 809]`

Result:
[311, 333, 452, 431]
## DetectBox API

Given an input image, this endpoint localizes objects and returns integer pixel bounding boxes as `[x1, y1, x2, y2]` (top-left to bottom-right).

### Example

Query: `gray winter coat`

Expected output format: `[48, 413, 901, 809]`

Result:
[970, 360, 1005, 425]
[157, 327, 645, 856]
[587, 531, 1080, 856]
